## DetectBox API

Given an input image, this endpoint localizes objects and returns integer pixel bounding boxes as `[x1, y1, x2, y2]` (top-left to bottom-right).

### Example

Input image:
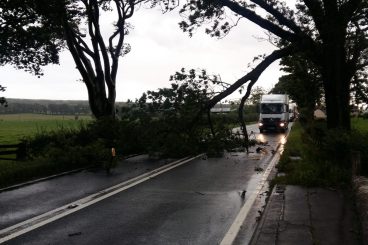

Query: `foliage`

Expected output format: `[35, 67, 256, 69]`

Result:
[0, 0, 63, 75]
[0, 85, 7, 107]
[350, 70, 368, 107]
[271, 54, 324, 120]
[123, 68, 242, 157]
[162, 0, 368, 131]
[0, 69, 244, 187]
[247, 86, 267, 105]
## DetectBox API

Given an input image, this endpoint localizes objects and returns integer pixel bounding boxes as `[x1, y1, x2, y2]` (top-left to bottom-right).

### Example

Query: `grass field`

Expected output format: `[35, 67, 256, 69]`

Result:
[0, 113, 92, 144]
[352, 117, 368, 132]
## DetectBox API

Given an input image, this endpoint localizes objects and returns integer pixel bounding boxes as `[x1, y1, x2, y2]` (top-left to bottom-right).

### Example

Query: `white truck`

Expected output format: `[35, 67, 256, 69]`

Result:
[258, 94, 289, 133]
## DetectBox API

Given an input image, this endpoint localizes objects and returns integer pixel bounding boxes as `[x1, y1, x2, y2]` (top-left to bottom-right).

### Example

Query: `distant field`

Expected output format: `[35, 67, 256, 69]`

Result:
[0, 113, 92, 144]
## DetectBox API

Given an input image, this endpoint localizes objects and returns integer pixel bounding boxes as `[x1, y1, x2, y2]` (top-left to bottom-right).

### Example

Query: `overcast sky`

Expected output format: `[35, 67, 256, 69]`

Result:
[0, 6, 283, 102]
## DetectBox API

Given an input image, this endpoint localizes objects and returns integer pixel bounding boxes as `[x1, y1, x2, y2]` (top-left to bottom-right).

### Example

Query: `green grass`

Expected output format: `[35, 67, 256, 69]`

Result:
[352, 117, 368, 132]
[0, 114, 94, 188]
[275, 118, 368, 187]
[275, 121, 350, 187]
[0, 113, 91, 144]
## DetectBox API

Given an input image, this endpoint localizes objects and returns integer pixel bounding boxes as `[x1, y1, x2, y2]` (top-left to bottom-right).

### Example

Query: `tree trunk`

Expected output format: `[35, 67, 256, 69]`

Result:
[207, 109, 215, 137]
[87, 78, 116, 119]
[321, 30, 351, 131]
[89, 94, 115, 119]
[238, 96, 249, 153]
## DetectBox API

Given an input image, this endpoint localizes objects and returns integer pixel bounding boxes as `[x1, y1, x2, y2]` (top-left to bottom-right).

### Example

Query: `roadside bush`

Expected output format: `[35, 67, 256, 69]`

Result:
[25, 126, 110, 168]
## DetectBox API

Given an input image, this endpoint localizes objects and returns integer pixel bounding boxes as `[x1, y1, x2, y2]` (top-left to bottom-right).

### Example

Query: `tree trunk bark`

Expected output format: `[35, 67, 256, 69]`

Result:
[321, 28, 351, 131]
[87, 81, 116, 119]
[238, 96, 249, 153]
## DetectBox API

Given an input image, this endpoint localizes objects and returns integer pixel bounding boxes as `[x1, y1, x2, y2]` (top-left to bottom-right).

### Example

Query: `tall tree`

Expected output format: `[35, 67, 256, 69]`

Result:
[165, 0, 368, 131]
[37, 0, 149, 119]
[1, 0, 157, 119]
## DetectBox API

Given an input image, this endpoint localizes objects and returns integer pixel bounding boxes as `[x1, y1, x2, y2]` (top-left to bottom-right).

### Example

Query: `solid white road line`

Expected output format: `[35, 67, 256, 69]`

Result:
[220, 142, 283, 245]
[0, 155, 203, 243]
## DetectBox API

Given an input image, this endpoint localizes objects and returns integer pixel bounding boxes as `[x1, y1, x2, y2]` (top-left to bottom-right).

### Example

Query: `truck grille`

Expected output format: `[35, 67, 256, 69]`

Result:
[262, 118, 280, 123]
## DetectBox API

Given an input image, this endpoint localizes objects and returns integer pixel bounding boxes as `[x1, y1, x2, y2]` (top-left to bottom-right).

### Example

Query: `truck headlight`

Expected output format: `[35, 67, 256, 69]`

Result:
[258, 122, 263, 127]
[279, 122, 285, 127]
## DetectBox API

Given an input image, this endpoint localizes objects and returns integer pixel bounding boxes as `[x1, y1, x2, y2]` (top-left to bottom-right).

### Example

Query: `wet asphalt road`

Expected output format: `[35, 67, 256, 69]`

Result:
[0, 124, 290, 245]
[0, 156, 174, 229]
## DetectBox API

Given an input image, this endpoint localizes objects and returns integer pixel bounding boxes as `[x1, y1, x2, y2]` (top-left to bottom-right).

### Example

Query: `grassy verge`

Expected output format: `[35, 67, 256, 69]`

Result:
[274, 122, 350, 187]
[275, 119, 368, 187]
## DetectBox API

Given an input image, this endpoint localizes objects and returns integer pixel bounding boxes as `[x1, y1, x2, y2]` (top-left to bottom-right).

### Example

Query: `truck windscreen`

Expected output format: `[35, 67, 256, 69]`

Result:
[261, 103, 284, 114]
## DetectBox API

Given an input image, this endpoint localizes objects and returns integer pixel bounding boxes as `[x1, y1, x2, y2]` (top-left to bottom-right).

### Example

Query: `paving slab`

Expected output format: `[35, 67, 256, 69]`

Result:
[250, 185, 362, 245]
[283, 186, 310, 226]
[309, 188, 360, 245]
[278, 225, 313, 245]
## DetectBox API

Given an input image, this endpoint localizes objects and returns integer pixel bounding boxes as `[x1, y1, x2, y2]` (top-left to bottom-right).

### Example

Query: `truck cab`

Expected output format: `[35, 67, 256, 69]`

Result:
[258, 94, 289, 133]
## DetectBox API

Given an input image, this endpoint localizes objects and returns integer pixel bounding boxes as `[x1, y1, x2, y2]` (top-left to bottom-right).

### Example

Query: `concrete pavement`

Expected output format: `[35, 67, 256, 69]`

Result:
[250, 185, 362, 245]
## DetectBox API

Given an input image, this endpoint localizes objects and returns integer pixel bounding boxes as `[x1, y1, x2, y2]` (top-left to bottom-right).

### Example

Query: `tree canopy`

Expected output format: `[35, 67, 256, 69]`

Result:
[1, 0, 163, 119]
[0, 0, 63, 76]
[271, 54, 324, 117]
[165, 0, 368, 130]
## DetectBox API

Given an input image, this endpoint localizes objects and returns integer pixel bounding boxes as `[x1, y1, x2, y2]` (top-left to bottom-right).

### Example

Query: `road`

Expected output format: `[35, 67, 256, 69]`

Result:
[0, 124, 290, 245]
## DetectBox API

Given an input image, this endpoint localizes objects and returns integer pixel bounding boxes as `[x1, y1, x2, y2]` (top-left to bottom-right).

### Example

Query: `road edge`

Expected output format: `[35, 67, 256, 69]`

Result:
[0, 154, 141, 193]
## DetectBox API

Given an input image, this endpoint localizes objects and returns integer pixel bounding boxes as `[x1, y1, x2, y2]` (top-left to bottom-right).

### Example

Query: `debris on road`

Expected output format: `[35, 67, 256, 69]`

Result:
[194, 191, 205, 195]
[255, 167, 264, 172]
[241, 190, 246, 198]
[255, 147, 268, 154]
[67, 204, 79, 209]
[68, 232, 82, 237]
